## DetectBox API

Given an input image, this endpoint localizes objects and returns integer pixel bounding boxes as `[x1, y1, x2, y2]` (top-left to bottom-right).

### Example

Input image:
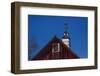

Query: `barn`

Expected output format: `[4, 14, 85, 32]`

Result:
[32, 36, 79, 60]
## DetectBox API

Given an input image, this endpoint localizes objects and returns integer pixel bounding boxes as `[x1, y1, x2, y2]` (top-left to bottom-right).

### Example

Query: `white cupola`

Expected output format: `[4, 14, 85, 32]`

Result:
[62, 24, 70, 47]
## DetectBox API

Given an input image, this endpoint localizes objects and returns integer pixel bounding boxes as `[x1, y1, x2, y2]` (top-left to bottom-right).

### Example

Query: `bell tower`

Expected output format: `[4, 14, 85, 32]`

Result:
[62, 24, 71, 47]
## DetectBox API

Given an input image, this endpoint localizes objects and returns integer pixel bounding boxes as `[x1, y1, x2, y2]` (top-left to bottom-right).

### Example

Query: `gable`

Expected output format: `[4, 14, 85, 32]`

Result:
[32, 36, 79, 60]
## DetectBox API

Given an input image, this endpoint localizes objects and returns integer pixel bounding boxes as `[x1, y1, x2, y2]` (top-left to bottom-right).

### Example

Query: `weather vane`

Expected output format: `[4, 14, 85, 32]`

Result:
[64, 23, 68, 32]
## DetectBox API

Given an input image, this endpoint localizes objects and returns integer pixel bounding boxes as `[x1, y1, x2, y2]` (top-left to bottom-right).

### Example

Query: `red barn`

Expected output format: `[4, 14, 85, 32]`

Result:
[32, 36, 79, 60]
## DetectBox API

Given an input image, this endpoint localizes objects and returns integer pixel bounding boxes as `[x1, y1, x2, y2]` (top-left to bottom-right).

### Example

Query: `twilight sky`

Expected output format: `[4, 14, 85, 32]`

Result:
[28, 15, 88, 60]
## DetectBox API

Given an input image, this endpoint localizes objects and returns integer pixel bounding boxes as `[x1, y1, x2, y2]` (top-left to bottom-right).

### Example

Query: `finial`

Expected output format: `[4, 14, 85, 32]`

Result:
[64, 23, 68, 32]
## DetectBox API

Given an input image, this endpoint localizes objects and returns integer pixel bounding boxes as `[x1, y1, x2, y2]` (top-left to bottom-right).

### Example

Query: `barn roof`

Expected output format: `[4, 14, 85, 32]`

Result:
[32, 36, 79, 60]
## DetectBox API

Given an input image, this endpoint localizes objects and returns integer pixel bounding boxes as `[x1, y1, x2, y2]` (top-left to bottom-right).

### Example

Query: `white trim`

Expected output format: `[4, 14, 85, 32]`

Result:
[52, 43, 60, 53]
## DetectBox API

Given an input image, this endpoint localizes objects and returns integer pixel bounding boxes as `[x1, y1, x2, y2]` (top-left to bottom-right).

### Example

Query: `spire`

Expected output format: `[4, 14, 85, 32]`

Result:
[64, 23, 68, 32]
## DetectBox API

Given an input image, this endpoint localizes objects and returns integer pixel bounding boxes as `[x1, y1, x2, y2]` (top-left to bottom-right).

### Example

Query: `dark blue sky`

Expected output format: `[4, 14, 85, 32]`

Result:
[28, 15, 88, 60]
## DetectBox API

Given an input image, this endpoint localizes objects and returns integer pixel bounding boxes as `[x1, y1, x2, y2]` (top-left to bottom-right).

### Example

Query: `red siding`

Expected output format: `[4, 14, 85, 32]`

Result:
[32, 36, 79, 60]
